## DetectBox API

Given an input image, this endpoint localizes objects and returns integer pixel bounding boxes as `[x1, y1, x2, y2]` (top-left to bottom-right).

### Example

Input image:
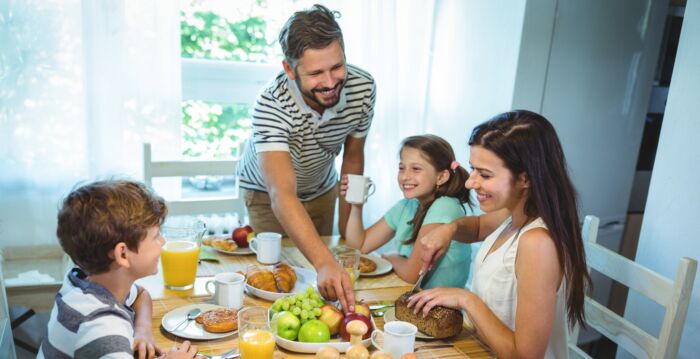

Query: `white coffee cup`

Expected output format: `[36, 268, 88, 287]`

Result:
[205, 272, 245, 310]
[345, 174, 376, 204]
[249, 232, 282, 264]
[371, 321, 417, 359]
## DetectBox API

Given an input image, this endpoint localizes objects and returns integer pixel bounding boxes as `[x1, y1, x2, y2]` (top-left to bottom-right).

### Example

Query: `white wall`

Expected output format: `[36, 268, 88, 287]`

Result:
[624, 1, 700, 357]
[424, 0, 526, 164]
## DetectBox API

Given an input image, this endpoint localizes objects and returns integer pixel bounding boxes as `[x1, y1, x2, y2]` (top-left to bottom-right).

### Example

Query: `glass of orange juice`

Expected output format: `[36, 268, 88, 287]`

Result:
[238, 306, 275, 359]
[332, 245, 361, 288]
[160, 217, 205, 290]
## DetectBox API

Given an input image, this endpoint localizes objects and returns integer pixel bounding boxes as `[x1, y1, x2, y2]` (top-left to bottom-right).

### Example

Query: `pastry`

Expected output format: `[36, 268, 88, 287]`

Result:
[246, 266, 278, 292]
[359, 256, 377, 273]
[273, 263, 298, 292]
[195, 308, 238, 333]
[394, 291, 462, 338]
[245, 263, 297, 293]
[202, 237, 238, 252]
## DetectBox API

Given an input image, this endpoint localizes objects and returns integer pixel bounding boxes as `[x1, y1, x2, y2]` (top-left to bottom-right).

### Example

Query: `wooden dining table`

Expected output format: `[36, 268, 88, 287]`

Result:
[137, 236, 494, 358]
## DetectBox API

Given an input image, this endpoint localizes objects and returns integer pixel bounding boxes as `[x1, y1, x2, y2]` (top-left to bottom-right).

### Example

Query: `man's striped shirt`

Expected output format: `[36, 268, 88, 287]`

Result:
[238, 64, 376, 201]
[39, 268, 139, 358]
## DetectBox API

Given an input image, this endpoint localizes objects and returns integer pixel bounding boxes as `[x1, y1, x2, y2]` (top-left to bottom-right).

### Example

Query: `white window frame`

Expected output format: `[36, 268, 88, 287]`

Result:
[181, 58, 278, 104]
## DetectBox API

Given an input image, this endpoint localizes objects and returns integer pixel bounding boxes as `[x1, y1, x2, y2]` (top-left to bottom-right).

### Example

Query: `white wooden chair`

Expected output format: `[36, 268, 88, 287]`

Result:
[568, 215, 697, 359]
[143, 143, 245, 216]
[0, 261, 18, 358]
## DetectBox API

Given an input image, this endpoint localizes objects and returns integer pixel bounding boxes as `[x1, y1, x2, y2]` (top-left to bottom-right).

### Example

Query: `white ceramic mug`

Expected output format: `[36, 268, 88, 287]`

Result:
[205, 272, 245, 310]
[371, 321, 417, 359]
[345, 174, 376, 204]
[249, 232, 282, 264]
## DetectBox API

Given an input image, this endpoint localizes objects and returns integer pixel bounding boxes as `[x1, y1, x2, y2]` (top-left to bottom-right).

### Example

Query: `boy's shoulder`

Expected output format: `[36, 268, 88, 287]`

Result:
[59, 268, 136, 318]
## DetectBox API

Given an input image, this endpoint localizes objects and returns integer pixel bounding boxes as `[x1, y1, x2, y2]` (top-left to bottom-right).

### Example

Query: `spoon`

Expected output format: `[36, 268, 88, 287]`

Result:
[172, 308, 201, 331]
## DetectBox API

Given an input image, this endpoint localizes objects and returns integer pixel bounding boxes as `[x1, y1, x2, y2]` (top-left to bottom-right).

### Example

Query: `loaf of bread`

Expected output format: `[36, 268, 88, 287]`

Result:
[195, 308, 238, 333]
[394, 291, 463, 338]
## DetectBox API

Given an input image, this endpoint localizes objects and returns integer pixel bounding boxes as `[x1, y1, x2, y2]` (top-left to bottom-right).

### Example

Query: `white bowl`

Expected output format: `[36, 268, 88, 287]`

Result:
[244, 266, 317, 301]
[274, 333, 372, 354]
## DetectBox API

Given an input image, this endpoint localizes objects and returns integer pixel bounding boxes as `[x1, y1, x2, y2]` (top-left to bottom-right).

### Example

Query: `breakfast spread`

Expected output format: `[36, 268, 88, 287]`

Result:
[394, 291, 463, 338]
[246, 263, 297, 293]
[195, 308, 238, 333]
[358, 256, 377, 273]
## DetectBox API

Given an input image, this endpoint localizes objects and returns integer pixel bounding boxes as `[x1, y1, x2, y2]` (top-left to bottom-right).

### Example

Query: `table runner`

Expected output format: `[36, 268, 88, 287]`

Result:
[197, 246, 412, 290]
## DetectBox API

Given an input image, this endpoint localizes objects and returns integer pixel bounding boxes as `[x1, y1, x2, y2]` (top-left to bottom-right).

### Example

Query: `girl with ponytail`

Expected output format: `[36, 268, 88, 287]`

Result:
[341, 134, 473, 289]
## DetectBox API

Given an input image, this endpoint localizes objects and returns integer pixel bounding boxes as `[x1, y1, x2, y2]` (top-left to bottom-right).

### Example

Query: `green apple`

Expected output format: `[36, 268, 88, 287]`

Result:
[297, 319, 331, 343]
[271, 311, 301, 341]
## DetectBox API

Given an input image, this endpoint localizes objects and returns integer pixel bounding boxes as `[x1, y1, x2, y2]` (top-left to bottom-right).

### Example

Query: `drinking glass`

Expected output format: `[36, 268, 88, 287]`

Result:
[160, 217, 206, 290]
[332, 245, 361, 288]
[238, 306, 275, 359]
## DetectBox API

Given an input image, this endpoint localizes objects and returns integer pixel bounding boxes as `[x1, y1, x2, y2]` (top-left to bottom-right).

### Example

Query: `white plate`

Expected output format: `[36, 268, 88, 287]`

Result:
[161, 304, 237, 340]
[245, 266, 317, 301]
[383, 307, 434, 339]
[213, 246, 254, 256]
[359, 254, 392, 277]
[275, 333, 372, 353]
[203, 236, 255, 256]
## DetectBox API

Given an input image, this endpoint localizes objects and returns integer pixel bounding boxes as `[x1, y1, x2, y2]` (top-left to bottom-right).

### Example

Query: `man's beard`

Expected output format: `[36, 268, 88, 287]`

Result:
[296, 77, 345, 111]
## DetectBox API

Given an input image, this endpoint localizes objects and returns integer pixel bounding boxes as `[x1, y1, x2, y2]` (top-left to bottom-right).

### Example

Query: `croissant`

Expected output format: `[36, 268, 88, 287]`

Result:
[246, 267, 278, 292]
[273, 263, 297, 293]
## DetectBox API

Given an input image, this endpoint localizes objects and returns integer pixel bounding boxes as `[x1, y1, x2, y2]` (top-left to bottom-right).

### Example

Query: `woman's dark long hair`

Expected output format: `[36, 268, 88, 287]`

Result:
[469, 110, 590, 328]
[401, 135, 472, 245]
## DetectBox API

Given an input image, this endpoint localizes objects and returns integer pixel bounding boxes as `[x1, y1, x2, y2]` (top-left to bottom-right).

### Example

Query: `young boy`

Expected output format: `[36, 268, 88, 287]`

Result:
[39, 180, 198, 359]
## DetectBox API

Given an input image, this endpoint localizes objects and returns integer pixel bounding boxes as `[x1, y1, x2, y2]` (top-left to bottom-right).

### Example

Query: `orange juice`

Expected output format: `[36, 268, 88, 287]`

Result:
[240, 329, 275, 359]
[161, 240, 199, 289]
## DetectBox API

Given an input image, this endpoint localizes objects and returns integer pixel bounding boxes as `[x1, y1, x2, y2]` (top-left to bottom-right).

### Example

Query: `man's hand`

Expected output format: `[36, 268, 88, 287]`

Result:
[133, 328, 160, 359]
[418, 222, 457, 274]
[315, 259, 356, 314]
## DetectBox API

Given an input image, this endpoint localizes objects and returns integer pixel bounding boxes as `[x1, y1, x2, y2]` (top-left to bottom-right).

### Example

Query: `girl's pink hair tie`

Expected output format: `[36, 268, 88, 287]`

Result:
[450, 160, 459, 172]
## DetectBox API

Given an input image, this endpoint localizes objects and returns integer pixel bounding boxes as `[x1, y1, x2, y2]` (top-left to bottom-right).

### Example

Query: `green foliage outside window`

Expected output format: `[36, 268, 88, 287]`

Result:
[180, 2, 276, 158]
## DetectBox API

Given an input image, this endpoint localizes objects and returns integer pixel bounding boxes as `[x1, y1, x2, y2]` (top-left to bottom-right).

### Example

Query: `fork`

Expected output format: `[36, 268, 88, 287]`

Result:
[196, 348, 240, 359]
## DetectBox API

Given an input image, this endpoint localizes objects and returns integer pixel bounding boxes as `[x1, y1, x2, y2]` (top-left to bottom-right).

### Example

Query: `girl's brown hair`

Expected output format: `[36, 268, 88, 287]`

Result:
[469, 110, 590, 328]
[401, 135, 472, 244]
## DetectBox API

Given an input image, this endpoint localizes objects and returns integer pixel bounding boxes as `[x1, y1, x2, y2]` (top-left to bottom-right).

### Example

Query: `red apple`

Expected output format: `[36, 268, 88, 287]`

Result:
[232, 225, 254, 248]
[318, 304, 344, 335]
[340, 313, 373, 341]
[354, 302, 371, 318]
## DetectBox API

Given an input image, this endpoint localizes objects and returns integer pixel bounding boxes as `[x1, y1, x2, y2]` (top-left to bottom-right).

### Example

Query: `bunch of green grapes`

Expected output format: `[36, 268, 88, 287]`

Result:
[271, 286, 325, 324]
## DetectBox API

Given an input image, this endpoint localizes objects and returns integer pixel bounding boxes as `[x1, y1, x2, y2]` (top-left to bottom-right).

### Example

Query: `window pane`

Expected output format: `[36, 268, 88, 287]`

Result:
[181, 100, 251, 158]
[180, 0, 283, 62]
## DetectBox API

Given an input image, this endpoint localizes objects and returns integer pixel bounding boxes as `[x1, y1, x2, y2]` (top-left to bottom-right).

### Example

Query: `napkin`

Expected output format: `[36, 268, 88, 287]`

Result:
[199, 246, 220, 262]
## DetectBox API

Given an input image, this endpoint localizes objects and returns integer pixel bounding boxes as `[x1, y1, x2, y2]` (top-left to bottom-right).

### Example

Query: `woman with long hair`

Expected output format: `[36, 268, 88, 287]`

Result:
[409, 110, 589, 358]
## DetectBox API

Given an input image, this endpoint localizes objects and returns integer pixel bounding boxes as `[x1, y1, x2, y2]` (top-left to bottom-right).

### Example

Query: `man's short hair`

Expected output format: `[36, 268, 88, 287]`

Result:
[57, 180, 167, 275]
[278, 4, 344, 68]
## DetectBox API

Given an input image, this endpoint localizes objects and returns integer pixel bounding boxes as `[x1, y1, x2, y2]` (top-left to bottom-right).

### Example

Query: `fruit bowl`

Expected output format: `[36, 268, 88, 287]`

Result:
[267, 297, 375, 354]
[274, 332, 372, 353]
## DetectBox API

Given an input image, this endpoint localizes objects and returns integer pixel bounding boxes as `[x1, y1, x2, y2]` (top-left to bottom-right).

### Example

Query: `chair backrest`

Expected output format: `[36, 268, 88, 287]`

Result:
[143, 143, 245, 216]
[0, 260, 18, 358]
[568, 215, 697, 359]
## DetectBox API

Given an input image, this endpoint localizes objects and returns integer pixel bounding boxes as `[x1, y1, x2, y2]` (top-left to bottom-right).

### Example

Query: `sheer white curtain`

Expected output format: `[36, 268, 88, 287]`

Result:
[0, 0, 181, 247]
[333, 0, 438, 235]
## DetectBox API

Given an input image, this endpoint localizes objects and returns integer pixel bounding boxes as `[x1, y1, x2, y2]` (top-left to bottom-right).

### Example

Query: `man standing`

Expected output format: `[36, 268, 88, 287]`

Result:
[237, 4, 375, 312]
